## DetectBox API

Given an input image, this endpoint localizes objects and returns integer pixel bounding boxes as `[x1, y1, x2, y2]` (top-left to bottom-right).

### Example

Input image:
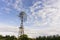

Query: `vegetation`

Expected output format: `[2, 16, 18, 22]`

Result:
[0, 35, 17, 40]
[18, 34, 29, 40]
[0, 34, 60, 40]
[36, 35, 60, 40]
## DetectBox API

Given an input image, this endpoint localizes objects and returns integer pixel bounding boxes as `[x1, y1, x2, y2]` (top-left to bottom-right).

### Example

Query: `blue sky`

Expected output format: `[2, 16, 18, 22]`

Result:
[0, 0, 60, 38]
[0, 0, 43, 28]
[0, 0, 37, 27]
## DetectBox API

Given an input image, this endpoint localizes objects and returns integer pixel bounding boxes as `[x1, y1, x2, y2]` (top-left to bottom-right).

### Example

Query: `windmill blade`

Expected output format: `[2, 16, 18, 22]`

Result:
[19, 11, 27, 22]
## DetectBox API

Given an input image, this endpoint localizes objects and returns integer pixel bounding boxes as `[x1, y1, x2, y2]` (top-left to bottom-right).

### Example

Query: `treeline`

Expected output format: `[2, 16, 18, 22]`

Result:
[0, 34, 32, 40]
[36, 35, 60, 40]
[0, 34, 60, 40]
[0, 35, 17, 40]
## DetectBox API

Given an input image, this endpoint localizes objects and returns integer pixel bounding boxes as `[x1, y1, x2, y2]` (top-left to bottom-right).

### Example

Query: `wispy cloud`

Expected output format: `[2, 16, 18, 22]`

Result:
[0, 23, 18, 34]
[0, 0, 60, 38]
[25, 0, 60, 37]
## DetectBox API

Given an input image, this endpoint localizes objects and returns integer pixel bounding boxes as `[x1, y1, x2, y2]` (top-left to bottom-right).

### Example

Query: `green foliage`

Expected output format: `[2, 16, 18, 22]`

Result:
[0, 35, 60, 40]
[18, 34, 29, 40]
[36, 35, 60, 40]
[0, 35, 17, 40]
[10, 36, 17, 40]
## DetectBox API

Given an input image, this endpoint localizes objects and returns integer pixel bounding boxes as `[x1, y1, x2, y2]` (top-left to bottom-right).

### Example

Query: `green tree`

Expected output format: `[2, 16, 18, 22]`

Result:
[0, 35, 5, 40]
[4, 35, 11, 40]
[10, 36, 17, 40]
[18, 34, 29, 40]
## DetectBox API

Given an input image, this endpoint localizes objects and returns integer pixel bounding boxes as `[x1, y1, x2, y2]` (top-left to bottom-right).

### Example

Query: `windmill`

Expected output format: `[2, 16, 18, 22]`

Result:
[18, 11, 27, 37]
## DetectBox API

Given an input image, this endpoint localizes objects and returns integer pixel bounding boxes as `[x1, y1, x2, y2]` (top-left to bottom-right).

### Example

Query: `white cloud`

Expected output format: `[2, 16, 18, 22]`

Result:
[26, 0, 60, 37]
[2, 0, 24, 13]
[0, 0, 60, 38]
[13, 0, 23, 11]
[0, 23, 19, 37]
